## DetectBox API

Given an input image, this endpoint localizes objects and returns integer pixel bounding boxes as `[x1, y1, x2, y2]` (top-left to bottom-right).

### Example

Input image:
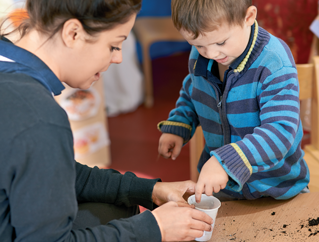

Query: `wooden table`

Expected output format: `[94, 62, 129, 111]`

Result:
[201, 192, 319, 242]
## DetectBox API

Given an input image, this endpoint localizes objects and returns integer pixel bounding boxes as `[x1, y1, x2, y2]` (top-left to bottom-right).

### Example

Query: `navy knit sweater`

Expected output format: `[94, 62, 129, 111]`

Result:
[158, 22, 310, 200]
[0, 38, 161, 241]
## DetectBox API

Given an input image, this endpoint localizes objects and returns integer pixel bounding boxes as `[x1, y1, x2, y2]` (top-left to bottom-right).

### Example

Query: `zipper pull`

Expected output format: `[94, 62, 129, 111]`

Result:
[217, 96, 222, 108]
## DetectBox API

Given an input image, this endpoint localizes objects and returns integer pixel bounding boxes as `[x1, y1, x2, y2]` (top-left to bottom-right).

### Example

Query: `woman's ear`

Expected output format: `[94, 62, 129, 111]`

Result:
[61, 19, 85, 48]
[245, 6, 257, 27]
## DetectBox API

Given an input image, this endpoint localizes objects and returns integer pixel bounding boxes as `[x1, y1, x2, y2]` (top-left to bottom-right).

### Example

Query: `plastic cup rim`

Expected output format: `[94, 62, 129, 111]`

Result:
[188, 194, 221, 211]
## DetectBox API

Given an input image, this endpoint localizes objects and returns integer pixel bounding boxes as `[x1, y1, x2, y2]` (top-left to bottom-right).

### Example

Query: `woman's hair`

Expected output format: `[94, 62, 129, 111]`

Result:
[1, 0, 142, 39]
[171, 0, 252, 39]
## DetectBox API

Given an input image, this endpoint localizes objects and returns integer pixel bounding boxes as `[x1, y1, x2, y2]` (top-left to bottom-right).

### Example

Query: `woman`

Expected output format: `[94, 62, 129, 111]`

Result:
[0, 0, 213, 241]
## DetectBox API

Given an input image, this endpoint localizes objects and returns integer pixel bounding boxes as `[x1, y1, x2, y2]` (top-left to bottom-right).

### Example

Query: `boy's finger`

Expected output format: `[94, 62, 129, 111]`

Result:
[171, 144, 182, 160]
[163, 152, 171, 159]
[213, 185, 220, 194]
[195, 183, 204, 203]
[171, 149, 180, 160]
[158, 145, 172, 159]
[158, 144, 166, 156]
[205, 185, 213, 197]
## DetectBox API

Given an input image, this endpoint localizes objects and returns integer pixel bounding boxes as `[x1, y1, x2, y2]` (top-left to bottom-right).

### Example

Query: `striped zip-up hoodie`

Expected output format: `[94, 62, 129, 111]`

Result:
[158, 21, 309, 200]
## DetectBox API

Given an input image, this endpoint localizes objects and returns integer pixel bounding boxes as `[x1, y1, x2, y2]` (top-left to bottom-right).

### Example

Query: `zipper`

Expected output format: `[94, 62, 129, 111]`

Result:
[217, 94, 224, 146]
[217, 96, 222, 108]
[220, 71, 235, 145]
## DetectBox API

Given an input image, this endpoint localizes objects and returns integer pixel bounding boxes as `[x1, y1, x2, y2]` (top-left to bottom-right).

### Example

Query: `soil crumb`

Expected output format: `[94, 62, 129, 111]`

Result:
[308, 217, 319, 227]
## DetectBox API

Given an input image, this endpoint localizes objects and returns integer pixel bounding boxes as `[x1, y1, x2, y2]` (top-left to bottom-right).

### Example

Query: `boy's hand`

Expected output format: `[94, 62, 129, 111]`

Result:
[158, 133, 183, 160]
[195, 156, 228, 203]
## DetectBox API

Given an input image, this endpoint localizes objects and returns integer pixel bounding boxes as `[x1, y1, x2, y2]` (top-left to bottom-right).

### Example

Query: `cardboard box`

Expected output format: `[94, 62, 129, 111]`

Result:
[55, 79, 111, 168]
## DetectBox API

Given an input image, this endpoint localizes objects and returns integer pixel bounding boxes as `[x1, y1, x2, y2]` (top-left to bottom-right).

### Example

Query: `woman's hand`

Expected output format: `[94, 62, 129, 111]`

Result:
[152, 180, 196, 206]
[151, 201, 213, 241]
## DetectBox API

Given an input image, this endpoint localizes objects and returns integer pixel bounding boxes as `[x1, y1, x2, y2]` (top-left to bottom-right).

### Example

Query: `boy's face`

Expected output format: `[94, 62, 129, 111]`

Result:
[180, 21, 252, 67]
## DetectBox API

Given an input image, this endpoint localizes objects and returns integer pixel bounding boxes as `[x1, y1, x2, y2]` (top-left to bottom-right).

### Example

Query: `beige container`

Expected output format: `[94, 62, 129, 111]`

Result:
[55, 79, 111, 168]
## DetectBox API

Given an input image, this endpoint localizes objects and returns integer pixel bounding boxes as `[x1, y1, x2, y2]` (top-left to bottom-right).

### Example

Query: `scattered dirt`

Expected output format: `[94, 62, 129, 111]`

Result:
[308, 217, 319, 227]
[213, 207, 319, 241]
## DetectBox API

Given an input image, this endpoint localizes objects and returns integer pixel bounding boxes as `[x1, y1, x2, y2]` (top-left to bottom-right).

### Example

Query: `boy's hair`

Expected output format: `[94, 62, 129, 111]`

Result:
[171, 0, 252, 39]
[1, 0, 142, 40]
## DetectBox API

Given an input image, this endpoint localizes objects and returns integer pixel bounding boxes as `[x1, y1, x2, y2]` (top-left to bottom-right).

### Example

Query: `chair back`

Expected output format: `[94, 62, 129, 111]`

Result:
[297, 63, 314, 100]
[306, 56, 319, 152]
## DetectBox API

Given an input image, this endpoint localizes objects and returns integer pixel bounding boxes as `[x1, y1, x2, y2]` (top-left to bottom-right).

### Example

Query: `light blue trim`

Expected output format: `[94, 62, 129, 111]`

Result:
[207, 59, 214, 71]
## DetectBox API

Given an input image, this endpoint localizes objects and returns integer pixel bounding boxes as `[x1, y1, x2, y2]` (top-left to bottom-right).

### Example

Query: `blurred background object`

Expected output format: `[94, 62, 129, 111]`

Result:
[0, 0, 14, 37]
[254, 0, 317, 64]
[55, 81, 112, 168]
[135, 0, 191, 62]
[0, 0, 14, 20]
[0, 0, 26, 41]
[133, 0, 191, 107]
[102, 32, 144, 117]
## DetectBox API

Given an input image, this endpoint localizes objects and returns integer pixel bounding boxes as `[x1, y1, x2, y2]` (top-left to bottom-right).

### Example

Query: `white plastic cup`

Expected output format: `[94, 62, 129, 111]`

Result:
[188, 194, 221, 241]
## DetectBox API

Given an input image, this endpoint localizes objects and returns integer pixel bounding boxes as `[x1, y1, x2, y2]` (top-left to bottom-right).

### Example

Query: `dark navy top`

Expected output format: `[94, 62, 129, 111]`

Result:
[0, 38, 161, 241]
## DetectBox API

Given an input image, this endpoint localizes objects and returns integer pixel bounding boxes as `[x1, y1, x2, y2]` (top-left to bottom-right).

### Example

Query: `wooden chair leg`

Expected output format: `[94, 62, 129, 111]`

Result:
[142, 44, 154, 108]
[189, 126, 204, 182]
[303, 152, 319, 192]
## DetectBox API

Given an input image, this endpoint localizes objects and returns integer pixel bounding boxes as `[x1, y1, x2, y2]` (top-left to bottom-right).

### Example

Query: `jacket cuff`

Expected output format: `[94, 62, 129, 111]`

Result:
[210, 143, 252, 192]
[131, 210, 162, 242]
[129, 176, 161, 210]
[157, 121, 192, 142]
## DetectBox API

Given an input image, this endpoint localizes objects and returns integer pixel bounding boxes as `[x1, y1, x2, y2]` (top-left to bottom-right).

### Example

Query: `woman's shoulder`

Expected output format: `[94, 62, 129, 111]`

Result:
[0, 72, 70, 132]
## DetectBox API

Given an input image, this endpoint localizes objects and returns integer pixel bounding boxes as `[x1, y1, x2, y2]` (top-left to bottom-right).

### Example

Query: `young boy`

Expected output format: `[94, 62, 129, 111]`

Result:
[157, 0, 310, 202]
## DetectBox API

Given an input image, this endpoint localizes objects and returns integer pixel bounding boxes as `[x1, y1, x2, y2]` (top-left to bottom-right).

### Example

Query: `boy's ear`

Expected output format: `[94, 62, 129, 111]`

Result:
[61, 19, 85, 48]
[245, 6, 257, 27]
